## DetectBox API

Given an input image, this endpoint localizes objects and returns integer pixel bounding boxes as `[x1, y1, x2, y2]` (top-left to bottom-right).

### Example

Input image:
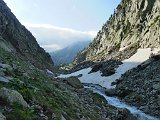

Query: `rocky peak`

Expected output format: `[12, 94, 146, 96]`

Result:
[74, 0, 160, 63]
[0, 0, 54, 70]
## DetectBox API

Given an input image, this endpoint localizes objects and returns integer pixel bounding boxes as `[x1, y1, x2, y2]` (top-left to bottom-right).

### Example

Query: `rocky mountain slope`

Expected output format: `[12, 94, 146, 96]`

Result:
[50, 41, 90, 65]
[67, 0, 160, 119]
[1, 48, 136, 120]
[114, 55, 160, 118]
[0, 0, 54, 70]
[74, 0, 160, 63]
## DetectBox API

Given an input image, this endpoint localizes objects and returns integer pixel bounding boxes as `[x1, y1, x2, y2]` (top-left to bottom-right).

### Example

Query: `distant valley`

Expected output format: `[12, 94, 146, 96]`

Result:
[50, 41, 90, 65]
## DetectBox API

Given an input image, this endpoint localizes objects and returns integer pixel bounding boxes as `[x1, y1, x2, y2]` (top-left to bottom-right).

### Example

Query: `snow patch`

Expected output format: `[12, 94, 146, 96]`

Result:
[59, 48, 160, 89]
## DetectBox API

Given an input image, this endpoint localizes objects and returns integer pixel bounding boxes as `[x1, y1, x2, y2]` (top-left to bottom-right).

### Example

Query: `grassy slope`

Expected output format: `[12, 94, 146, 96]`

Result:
[0, 48, 117, 120]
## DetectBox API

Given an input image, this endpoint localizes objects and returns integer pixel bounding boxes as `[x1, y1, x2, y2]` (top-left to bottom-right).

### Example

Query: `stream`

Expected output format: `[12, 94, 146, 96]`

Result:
[58, 51, 160, 120]
[84, 83, 160, 120]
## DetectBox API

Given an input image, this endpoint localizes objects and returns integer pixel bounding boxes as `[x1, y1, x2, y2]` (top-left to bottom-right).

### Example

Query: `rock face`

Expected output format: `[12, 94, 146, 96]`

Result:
[65, 76, 84, 89]
[0, 0, 54, 70]
[74, 0, 160, 63]
[0, 87, 29, 108]
[71, 0, 160, 119]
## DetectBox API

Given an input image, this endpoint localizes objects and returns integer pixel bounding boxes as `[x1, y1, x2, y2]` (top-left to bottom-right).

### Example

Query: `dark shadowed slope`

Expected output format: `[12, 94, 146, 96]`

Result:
[0, 0, 54, 70]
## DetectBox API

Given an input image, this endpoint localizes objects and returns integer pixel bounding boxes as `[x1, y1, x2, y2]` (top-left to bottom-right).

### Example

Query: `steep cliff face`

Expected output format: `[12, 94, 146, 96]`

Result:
[74, 0, 160, 63]
[0, 0, 54, 69]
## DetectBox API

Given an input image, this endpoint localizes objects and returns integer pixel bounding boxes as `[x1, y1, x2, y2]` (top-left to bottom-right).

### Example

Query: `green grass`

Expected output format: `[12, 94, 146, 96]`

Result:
[0, 48, 111, 120]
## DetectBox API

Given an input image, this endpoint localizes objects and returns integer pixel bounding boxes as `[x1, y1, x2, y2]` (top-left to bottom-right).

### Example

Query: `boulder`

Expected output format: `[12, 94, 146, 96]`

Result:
[66, 76, 83, 89]
[105, 89, 117, 96]
[89, 64, 102, 73]
[150, 54, 160, 60]
[117, 89, 133, 98]
[101, 68, 115, 76]
[0, 112, 6, 120]
[77, 74, 83, 78]
[0, 87, 29, 108]
[115, 108, 135, 120]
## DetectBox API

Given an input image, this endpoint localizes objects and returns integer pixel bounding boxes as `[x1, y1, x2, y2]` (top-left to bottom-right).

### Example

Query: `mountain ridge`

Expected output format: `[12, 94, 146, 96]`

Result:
[74, 0, 160, 64]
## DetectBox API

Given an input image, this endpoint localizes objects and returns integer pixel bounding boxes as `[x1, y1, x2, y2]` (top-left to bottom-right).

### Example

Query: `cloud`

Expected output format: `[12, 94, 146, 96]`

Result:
[24, 24, 97, 52]
[41, 44, 62, 52]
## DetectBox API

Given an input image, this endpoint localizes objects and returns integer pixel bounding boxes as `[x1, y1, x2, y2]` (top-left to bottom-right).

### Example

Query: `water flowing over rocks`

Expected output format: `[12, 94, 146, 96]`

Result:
[115, 56, 160, 118]
[70, 0, 160, 116]
[84, 83, 160, 120]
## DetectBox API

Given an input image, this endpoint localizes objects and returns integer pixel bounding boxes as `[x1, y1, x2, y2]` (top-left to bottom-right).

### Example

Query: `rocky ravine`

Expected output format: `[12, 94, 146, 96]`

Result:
[74, 0, 160, 64]
[0, 0, 139, 119]
[60, 51, 160, 119]
[70, 0, 160, 119]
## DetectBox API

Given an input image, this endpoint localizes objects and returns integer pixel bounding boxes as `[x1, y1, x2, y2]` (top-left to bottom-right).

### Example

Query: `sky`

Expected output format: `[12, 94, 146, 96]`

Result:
[4, 0, 121, 52]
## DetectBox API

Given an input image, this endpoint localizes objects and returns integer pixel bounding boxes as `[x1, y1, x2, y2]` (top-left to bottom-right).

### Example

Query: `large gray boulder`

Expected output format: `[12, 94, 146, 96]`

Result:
[115, 108, 135, 120]
[66, 76, 83, 89]
[105, 88, 117, 96]
[0, 87, 29, 108]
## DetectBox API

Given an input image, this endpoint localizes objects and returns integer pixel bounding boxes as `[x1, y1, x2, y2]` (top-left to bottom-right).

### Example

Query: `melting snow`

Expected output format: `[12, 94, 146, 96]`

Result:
[59, 48, 160, 89]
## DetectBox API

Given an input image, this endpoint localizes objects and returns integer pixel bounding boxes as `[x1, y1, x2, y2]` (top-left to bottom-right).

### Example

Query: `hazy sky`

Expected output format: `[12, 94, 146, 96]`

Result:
[4, 0, 121, 52]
